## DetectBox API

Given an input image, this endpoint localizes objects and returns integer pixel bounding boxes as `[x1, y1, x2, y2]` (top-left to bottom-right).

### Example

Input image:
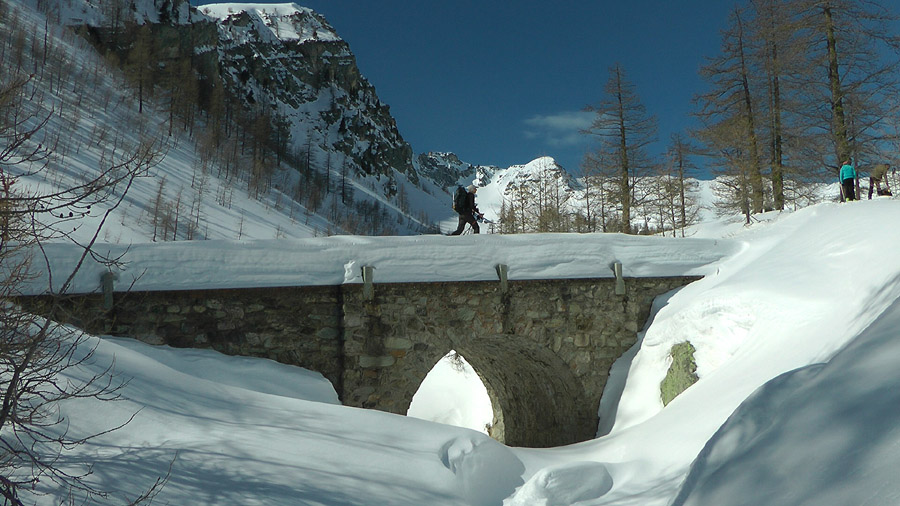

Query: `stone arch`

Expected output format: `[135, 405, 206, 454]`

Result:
[336, 277, 702, 448]
[384, 344, 507, 442]
[452, 336, 591, 447]
[377, 335, 593, 448]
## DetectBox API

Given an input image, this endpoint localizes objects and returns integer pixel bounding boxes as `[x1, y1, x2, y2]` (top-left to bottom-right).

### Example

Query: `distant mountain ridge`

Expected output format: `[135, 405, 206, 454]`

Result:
[415, 152, 499, 189]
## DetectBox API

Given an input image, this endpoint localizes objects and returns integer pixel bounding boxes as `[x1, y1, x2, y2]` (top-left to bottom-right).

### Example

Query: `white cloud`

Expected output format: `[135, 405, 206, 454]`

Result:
[523, 111, 595, 147]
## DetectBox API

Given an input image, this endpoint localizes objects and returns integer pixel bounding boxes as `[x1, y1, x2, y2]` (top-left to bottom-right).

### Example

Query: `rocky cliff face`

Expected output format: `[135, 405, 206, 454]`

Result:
[198, 4, 417, 191]
[416, 152, 489, 189]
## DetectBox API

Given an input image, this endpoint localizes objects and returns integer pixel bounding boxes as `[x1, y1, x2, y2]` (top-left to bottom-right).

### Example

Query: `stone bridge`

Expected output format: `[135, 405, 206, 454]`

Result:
[28, 272, 697, 448]
[20, 236, 738, 447]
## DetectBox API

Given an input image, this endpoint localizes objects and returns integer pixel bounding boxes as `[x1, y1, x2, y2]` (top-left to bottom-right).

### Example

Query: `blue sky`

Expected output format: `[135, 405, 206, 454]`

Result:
[194, 1, 736, 173]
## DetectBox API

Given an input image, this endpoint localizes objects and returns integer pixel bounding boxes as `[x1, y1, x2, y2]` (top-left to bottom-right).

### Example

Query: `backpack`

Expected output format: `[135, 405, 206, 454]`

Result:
[452, 185, 468, 212]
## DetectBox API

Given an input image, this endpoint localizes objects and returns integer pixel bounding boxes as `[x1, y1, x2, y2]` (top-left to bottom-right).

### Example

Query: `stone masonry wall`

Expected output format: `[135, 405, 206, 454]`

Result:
[37, 286, 346, 390]
[22, 275, 699, 448]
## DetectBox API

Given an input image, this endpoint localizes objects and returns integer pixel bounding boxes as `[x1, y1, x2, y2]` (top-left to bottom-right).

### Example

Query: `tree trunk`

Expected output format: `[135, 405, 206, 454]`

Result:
[766, 6, 785, 210]
[615, 72, 632, 234]
[736, 12, 765, 214]
[824, 3, 851, 165]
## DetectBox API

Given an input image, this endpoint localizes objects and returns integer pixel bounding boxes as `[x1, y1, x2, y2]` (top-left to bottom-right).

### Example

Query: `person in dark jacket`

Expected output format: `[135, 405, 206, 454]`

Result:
[840, 160, 856, 201]
[868, 163, 892, 199]
[450, 185, 480, 235]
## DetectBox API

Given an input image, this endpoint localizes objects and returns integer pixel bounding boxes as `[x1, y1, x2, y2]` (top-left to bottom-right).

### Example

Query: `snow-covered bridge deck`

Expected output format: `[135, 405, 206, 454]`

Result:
[23, 233, 741, 295]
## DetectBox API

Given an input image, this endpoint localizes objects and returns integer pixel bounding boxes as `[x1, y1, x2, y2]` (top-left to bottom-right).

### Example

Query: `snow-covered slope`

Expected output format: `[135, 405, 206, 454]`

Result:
[673, 291, 900, 506]
[3, 0, 328, 243]
[5, 0, 454, 243]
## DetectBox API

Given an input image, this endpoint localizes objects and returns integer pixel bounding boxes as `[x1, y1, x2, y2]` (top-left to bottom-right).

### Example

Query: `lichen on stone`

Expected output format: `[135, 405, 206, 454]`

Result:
[660, 341, 698, 406]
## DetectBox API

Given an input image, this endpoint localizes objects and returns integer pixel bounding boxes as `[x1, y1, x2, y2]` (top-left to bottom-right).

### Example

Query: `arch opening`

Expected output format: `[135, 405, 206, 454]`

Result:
[455, 336, 594, 448]
[401, 339, 593, 448]
[407, 350, 494, 435]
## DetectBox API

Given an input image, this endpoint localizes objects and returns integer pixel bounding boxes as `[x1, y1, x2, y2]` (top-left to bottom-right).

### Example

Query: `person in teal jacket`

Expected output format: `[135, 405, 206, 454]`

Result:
[840, 160, 856, 201]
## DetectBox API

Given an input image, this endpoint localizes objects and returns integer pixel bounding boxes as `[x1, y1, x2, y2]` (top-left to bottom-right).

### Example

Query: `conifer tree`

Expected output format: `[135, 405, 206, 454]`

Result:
[584, 64, 657, 234]
[749, 0, 800, 209]
[696, 7, 767, 215]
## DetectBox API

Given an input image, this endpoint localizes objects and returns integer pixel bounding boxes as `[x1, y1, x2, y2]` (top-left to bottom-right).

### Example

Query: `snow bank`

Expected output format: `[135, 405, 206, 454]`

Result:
[673, 291, 900, 505]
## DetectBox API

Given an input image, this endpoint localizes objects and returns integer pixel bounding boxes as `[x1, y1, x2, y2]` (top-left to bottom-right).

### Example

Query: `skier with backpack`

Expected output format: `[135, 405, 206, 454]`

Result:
[450, 184, 481, 235]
